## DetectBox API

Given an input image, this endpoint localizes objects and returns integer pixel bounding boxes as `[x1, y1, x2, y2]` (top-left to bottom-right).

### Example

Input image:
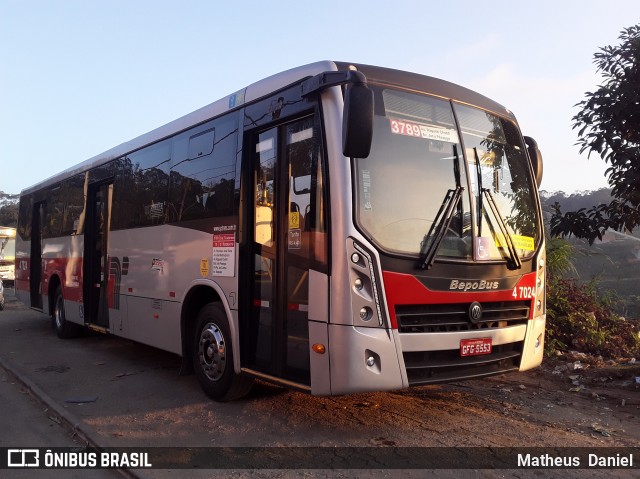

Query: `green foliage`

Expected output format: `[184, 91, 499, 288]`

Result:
[551, 24, 640, 242]
[0, 202, 18, 227]
[545, 237, 576, 278]
[546, 277, 640, 358]
[545, 237, 640, 358]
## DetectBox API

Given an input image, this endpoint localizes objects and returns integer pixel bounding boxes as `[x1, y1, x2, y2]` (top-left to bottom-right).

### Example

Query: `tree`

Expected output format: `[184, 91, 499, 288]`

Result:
[0, 203, 18, 227]
[551, 24, 640, 243]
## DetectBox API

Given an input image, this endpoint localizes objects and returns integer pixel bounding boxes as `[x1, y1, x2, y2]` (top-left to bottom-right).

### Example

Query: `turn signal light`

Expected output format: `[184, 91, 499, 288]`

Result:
[312, 343, 326, 354]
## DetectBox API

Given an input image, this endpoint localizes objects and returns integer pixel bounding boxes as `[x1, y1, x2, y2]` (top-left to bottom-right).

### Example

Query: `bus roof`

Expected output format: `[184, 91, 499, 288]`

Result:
[335, 62, 513, 120]
[21, 61, 339, 195]
[22, 61, 514, 195]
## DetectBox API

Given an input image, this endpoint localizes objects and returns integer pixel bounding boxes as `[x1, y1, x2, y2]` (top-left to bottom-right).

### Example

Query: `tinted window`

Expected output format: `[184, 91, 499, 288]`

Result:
[168, 117, 238, 224]
[112, 139, 171, 229]
[17, 194, 32, 241]
[43, 185, 63, 239]
[60, 174, 86, 235]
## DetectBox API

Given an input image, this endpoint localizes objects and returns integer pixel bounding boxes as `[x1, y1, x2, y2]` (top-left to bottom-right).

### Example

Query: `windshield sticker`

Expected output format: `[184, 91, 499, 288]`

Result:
[476, 237, 492, 260]
[289, 211, 301, 229]
[288, 229, 302, 250]
[389, 118, 459, 144]
[495, 234, 535, 252]
[361, 170, 372, 211]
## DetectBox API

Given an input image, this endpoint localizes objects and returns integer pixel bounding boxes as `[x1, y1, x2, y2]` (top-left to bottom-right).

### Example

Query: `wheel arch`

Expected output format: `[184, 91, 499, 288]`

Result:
[180, 280, 240, 375]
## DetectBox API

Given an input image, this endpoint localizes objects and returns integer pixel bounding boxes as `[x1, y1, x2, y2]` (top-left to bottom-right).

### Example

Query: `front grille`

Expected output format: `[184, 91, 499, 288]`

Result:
[396, 301, 530, 333]
[403, 342, 523, 385]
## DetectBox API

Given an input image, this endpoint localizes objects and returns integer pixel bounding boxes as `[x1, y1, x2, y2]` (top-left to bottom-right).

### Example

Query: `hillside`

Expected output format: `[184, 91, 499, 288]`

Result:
[0, 192, 18, 227]
[0, 191, 19, 207]
[541, 188, 640, 318]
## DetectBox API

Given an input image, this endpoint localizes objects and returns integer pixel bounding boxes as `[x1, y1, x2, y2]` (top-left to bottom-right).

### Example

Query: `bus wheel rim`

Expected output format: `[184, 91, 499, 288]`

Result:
[198, 322, 226, 381]
[55, 295, 64, 329]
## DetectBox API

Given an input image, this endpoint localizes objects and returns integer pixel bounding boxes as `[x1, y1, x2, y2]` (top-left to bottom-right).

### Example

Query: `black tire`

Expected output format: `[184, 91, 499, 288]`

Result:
[52, 285, 82, 339]
[192, 303, 253, 401]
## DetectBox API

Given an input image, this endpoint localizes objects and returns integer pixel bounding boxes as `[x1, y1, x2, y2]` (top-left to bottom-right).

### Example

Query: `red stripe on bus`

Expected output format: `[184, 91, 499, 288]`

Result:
[382, 271, 537, 329]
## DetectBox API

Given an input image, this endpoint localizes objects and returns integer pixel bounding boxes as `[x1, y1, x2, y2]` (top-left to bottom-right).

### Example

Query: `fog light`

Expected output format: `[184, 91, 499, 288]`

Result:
[535, 334, 542, 349]
[351, 253, 361, 264]
[366, 356, 376, 367]
[354, 278, 363, 290]
[359, 307, 372, 321]
[537, 300, 542, 311]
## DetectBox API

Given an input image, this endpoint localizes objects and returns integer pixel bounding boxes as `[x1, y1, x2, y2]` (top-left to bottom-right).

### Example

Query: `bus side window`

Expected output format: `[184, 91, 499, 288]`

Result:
[254, 134, 276, 246]
[286, 118, 326, 265]
[169, 118, 238, 224]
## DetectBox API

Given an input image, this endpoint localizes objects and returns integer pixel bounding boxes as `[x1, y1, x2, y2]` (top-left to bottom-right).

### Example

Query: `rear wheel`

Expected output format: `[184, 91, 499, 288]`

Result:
[192, 303, 252, 401]
[52, 285, 82, 338]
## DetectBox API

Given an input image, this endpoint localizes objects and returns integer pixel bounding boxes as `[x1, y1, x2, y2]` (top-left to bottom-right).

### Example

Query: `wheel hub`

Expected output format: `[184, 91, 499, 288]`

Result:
[198, 322, 226, 381]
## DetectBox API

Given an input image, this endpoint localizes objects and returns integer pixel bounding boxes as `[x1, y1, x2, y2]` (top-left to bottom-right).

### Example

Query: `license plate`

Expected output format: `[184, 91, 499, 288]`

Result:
[460, 338, 492, 357]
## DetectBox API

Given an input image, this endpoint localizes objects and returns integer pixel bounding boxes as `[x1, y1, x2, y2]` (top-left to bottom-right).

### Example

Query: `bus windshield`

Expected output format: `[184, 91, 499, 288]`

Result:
[354, 87, 541, 263]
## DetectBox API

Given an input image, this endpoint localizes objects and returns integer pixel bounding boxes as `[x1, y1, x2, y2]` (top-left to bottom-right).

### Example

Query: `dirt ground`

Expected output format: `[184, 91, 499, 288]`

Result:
[440, 353, 640, 447]
[1, 293, 639, 478]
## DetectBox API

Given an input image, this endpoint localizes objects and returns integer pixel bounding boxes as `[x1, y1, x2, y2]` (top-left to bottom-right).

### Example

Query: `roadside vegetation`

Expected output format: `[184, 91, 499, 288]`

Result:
[545, 237, 640, 359]
[546, 24, 640, 361]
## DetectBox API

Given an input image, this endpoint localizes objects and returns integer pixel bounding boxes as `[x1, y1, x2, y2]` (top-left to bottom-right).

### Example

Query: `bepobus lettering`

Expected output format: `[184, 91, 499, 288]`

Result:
[449, 279, 500, 292]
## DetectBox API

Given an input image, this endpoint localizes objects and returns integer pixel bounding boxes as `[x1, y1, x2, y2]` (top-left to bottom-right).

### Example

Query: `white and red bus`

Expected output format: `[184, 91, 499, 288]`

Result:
[15, 61, 546, 400]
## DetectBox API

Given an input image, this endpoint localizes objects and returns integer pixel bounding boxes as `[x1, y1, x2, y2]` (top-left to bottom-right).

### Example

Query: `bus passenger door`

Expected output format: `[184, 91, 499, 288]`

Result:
[30, 202, 44, 309]
[84, 182, 112, 329]
[246, 116, 327, 385]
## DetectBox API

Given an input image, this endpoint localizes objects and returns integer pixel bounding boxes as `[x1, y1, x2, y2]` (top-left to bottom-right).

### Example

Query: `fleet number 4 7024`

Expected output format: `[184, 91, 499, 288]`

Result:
[512, 286, 535, 300]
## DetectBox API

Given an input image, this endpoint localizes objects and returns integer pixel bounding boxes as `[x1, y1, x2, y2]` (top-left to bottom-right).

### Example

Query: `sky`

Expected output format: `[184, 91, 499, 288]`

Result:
[1, 1, 639, 195]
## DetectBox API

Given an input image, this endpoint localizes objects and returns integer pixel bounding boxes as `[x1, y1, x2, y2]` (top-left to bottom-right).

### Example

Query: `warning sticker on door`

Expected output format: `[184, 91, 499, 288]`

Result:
[288, 229, 302, 250]
[212, 233, 236, 277]
[289, 212, 301, 229]
[200, 258, 210, 277]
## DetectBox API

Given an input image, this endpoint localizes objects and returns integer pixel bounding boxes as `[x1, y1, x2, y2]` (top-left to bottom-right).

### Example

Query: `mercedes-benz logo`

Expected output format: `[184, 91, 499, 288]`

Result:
[469, 302, 483, 323]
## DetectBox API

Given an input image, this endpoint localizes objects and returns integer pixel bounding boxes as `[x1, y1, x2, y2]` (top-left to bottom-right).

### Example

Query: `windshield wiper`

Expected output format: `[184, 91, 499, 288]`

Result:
[418, 145, 465, 270]
[473, 147, 521, 270]
[482, 188, 522, 270]
[418, 186, 464, 270]
[473, 148, 484, 237]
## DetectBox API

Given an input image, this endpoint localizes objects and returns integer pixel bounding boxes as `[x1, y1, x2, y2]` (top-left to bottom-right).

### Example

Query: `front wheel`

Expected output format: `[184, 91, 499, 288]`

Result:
[192, 303, 253, 401]
[52, 285, 82, 339]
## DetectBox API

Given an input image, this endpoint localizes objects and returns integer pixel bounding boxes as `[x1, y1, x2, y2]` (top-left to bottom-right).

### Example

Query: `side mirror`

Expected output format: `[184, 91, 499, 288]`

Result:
[524, 136, 543, 188]
[342, 83, 373, 158]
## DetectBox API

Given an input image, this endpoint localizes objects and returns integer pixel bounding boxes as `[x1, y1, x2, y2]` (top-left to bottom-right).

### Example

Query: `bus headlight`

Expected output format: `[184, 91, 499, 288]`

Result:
[359, 307, 373, 321]
[348, 239, 386, 328]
